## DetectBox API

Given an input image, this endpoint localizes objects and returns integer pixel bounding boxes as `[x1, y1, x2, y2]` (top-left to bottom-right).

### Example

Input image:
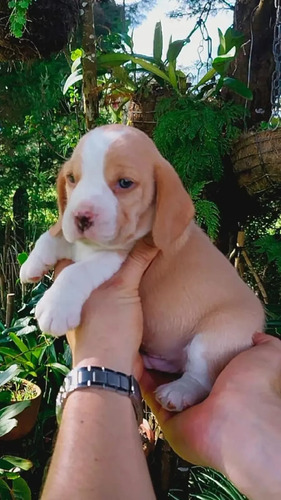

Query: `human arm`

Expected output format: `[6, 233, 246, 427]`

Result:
[141, 332, 281, 500]
[41, 239, 158, 500]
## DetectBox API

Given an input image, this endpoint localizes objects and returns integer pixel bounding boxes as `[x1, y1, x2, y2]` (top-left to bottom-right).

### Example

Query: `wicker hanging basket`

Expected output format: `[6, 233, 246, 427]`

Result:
[231, 128, 281, 195]
[128, 86, 173, 138]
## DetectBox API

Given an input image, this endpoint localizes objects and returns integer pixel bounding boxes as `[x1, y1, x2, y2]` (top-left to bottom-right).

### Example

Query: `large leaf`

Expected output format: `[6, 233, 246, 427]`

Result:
[12, 477, 31, 500]
[98, 52, 133, 66]
[1, 456, 33, 471]
[63, 69, 82, 94]
[47, 363, 70, 376]
[196, 67, 216, 87]
[0, 479, 11, 500]
[9, 332, 32, 362]
[223, 77, 253, 100]
[212, 47, 236, 76]
[167, 62, 177, 89]
[167, 39, 186, 63]
[0, 401, 30, 422]
[224, 26, 244, 53]
[0, 418, 17, 438]
[217, 28, 226, 55]
[130, 57, 170, 82]
[17, 252, 28, 266]
[153, 21, 163, 62]
[0, 365, 20, 386]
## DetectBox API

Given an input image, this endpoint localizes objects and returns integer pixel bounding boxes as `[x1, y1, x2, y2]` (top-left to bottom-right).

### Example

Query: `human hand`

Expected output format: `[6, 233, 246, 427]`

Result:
[140, 333, 281, 499]
[55, 238, 158, 375]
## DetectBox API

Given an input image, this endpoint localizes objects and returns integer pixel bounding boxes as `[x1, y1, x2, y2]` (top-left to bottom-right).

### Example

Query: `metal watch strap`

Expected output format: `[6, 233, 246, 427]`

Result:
[56, 366, 143, 426]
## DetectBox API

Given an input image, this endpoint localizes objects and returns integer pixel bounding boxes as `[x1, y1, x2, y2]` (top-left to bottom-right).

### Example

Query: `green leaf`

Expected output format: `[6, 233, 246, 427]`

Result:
[98, 52, 132, 66]
[167, 39, 186, 63]
[0, 418, 17, 438]
[0, 401, 30, 423]
[196, 67, 216, 87]
[153, 21, 163, 62]
[0, 365, 20, 386]
[130, 57, 170, 82]
[223, 77, 253, 100]
[167, 62, 177, 89]
[17, 252, 28, 265]
[212, 47, 236, 76]
[71, 48, 83, 61]
[63, 70, 82, 94]
[0, 391, 13, 403]
[224, 27, 244, 53]
[1, 456, 33, 471]
[217, 28, 226, 55]
[12, 477, 31, 500]
[47, 363, 70, 376]
[9, 332, 32, 361]
[0, 479, 11, 500]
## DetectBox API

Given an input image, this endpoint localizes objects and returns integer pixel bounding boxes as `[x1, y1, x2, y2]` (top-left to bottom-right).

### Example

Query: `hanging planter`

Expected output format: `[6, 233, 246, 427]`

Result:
[128, 85, 174, 138]
[231, 128, 281, 195]
[0, 0, 79, 61]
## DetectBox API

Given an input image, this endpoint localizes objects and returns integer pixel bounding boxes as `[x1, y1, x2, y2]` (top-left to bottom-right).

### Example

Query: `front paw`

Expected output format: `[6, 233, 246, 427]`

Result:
[155, 377, 209, 412]
[20, 255, 50, 283]
[35, 285, 82, 336]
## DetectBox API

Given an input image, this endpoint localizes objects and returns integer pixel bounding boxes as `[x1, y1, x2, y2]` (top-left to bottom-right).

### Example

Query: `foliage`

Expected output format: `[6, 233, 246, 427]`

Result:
[153, 96, 243, 238]
[8, 0, 33, 38]
[194, 27, 252, 100]
[0, 365, 30, 437]
[188, 467, 247, 499]
[0, 449, 32, 500]
[168, 0, 235, 19]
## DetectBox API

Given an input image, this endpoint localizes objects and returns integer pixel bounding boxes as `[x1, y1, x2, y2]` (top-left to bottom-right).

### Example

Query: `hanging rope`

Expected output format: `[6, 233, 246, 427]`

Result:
[269, 0, 281, 129]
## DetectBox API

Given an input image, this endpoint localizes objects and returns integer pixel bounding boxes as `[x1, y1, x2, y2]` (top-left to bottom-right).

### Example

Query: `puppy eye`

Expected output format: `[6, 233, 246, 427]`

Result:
[67, 173, 75, 184]
[118, 178, 134, 189]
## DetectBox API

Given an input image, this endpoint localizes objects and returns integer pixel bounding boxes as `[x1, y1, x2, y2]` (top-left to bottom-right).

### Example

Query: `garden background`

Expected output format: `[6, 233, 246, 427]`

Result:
[0, 0, 281, 498]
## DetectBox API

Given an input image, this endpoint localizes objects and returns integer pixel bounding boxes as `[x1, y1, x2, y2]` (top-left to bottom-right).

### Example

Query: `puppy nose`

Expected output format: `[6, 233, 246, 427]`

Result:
[74, 210, 95, 232]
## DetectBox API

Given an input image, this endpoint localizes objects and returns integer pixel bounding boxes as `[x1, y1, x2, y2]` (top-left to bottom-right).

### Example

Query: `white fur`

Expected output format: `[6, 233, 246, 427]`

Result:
[20, 232, 72, 283]
[35, 248, 125, 336]
[155, 334, 212, 410]
[62, 128, 125, 244]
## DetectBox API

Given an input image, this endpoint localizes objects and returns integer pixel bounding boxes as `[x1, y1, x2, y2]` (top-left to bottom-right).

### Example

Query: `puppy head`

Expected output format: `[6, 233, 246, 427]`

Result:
[49, 125, 194, 250]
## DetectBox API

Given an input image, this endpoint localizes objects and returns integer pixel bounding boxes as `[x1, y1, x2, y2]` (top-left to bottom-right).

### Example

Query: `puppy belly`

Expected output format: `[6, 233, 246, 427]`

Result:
[141, 352, 185, 373]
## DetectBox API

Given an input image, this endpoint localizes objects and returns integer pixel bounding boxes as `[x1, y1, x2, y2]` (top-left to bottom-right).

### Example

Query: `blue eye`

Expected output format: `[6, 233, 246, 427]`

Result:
[118, 178, 134, 189]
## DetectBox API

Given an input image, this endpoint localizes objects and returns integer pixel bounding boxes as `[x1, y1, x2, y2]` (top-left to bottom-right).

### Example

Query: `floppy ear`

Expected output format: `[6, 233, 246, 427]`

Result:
[49, 167, 67, 237]
[152, 157, 195, 250]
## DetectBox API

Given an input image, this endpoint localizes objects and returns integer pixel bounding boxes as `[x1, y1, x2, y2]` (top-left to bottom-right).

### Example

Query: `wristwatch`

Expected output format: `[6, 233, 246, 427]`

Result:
[56, 366, 143, 426]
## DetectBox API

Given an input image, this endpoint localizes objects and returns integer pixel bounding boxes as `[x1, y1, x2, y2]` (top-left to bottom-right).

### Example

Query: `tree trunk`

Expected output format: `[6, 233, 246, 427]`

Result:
[81, 0, 99, 130]
[230, 0, 275, 126]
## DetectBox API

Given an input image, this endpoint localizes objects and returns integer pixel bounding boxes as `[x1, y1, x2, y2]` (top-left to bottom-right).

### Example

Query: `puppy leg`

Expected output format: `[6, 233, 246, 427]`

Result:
[155, 328, 254, 412]
[20, 231, 71, 283]
[35, 251, 126, 336]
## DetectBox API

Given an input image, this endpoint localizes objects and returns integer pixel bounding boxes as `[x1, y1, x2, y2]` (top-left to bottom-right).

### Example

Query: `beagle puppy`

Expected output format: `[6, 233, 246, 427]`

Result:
[20, 124, 264, 411]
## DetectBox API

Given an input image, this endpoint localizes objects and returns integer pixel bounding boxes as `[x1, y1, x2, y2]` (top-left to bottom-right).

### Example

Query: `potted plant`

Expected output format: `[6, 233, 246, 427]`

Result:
[231, 124, 281, 196]
[0, 364, 41, 441]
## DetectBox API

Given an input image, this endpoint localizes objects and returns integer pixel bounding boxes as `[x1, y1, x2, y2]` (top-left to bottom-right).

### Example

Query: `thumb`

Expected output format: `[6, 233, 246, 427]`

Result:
[121, 238, 159, 288]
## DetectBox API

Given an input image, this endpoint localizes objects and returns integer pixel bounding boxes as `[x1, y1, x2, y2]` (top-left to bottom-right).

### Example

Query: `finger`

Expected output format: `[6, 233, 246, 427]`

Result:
[120, 239, 159, 288]
[54, 259, 73, 279]
[253, 332, 281, 347]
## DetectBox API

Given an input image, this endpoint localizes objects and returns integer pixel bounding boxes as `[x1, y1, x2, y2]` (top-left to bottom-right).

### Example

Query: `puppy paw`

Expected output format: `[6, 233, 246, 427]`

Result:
[20, 255, 50, 283]
[155, 377, 209, 412]
[35, 286, 82, 336]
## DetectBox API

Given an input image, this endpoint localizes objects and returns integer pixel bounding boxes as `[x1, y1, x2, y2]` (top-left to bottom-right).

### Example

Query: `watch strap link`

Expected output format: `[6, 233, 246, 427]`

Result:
[56, 366, 143, 426]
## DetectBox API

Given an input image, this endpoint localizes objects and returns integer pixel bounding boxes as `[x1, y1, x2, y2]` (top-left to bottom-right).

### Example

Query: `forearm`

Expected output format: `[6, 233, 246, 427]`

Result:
[41, 387, 155, 500]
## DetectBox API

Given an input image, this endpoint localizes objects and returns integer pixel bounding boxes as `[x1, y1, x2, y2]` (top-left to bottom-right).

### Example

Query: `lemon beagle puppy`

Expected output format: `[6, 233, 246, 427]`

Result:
[20, 124, 264, 411]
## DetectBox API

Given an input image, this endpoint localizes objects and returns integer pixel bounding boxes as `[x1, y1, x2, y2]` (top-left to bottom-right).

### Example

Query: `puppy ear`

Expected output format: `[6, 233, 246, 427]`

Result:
[49, 167, 67, 238]
[152, 157, 194, 250]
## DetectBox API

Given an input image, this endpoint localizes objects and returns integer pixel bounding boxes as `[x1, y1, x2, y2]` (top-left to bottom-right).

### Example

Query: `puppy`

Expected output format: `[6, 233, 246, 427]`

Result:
[20, 124, 265, 411]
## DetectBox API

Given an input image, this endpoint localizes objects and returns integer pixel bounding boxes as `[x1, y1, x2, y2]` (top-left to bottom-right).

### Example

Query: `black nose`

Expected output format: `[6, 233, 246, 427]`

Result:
[75, 215, 93, 232]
